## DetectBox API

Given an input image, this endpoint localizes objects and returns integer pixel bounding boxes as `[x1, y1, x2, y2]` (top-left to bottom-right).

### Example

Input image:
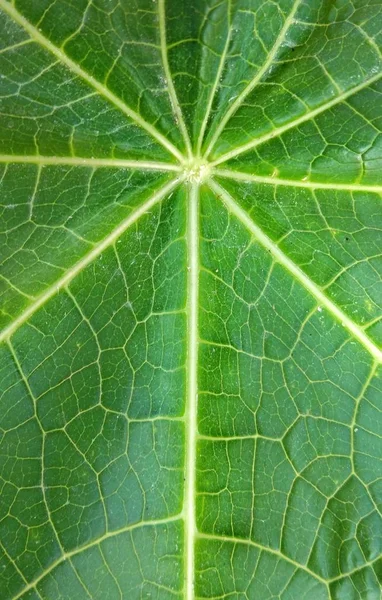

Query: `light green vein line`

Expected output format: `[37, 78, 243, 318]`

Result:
[209, 179, 382, 363]
[196, 0, 232, 157]
[327, 559, 381, 583]
[203, 0, 303, 159]
[196, 532, 328, 587]
[213, 168, 382, 194]
[211, 70, 382, 165]
[184, 182, 200, 600]
[0, 177, 182, 343]
[158, 0, 193, 159]
[12, 515, 183, 600]
[0, 0, 185, 163]
[0, 155, 183, 171]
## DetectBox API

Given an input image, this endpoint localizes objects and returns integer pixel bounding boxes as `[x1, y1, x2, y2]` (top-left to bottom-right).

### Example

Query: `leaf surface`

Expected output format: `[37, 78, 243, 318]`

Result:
[0, 1, 381, 599]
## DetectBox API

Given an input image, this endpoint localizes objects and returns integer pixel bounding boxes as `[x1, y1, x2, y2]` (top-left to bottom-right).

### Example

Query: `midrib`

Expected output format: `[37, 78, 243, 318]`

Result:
[209, 178, 382, 363]
[185, 182, 199, 599]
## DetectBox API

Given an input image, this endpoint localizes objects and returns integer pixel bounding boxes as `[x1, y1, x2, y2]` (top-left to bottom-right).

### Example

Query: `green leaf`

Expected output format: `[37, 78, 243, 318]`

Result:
[0, 1, 381, 599]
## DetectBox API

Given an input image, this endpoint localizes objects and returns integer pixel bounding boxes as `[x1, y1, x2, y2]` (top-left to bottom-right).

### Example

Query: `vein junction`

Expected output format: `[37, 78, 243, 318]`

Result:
[0, 1, 381, 599]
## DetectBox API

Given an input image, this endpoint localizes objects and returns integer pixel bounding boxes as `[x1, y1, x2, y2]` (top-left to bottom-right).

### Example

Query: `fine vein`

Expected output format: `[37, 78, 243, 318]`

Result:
[0, 154, 182, 171]
[0, 0, 184, 163]
[196, 532, 328, 587]
[211, 71, 382, 165]
[204, 0, 303, 158]
[209, 179, 382, 363]
[185, 182, 199, 600]
[158, 0, 193, 159]
[0, 177, 181, 342]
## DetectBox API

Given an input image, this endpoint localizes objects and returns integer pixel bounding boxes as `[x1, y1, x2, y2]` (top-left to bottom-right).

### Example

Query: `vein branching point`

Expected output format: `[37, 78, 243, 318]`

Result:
[1, 0, 381, 598]
[183, 158, 211, 184]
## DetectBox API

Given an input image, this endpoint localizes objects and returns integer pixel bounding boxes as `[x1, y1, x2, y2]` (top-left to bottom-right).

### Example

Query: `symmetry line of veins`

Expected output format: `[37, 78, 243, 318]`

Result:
[12, 510, 357, 600]
[1, 153, 382, 197]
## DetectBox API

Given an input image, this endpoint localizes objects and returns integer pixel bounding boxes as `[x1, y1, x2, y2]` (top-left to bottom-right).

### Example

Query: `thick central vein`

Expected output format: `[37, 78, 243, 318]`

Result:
[0, 0, 184, 163]
[185, 182, 199, 600]
[209, 179, 382, 363]
[0, 177, 181, 342]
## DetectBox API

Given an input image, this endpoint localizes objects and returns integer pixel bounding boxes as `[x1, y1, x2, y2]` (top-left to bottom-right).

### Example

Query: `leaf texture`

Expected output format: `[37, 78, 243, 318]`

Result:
[0, 1, 381, 599]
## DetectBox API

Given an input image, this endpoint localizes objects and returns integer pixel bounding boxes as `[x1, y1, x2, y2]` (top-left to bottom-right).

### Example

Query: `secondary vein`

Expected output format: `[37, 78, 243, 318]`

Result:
[211, 71, 382, 166]
[158, 0, 193, 159]
[0, 0, 184, 163]
[196, 0, 232, 157]
[11, 515, 183, 600]
[0, 177, 182, 343]
[204, 0, 303, 159]
[213, 168, 382, 194]
[209, 179, 382, 363]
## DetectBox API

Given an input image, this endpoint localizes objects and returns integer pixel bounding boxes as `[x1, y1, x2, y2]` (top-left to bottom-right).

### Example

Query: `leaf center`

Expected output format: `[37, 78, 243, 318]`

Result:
[183, 158, 211, 184]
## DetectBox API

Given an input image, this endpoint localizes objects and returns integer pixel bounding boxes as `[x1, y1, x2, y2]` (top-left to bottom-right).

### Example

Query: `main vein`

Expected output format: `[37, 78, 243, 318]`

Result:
[0, 154, 182, 171]
[209, 179, 382, 363]
[185, 182, 199, 600]
[214, 168, 382, 193]
[0, 177, 181, 343]
[211, 70, 382, 166]
[158, 0, 193, 159]
[196, 0, 232, 157]
[0, 0, 184, 163]
[203, 0, 303, 159]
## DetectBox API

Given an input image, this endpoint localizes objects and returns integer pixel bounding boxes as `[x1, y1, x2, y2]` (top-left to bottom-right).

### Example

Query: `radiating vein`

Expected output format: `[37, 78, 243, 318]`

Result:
[214, 168, 382, 194]
[158, 0, 193, 159]
[196, 0, 232, 156]
[0, 154, 182, 171]
[185, 182, 199, 600]
[12, 515, 183, 600]
[209, 179, 382, 363]
[0, 177, 182, 343]
[211, 71, 382, 165]
[203, 0, 303, 159]
[0, 0, 185, 163]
